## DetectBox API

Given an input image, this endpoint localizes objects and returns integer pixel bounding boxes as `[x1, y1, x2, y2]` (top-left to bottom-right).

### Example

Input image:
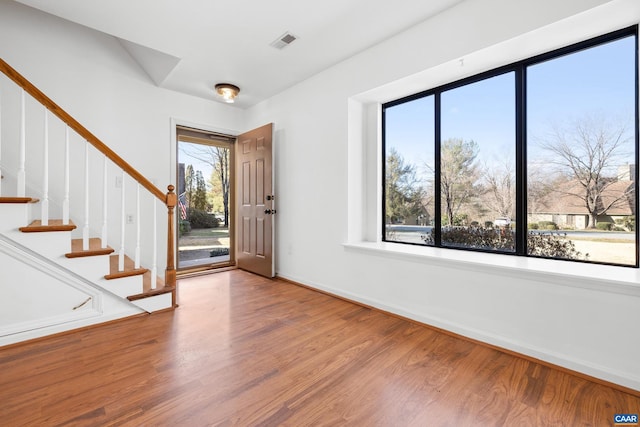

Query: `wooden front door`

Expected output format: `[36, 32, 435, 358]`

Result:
[235, 123, 274, 277]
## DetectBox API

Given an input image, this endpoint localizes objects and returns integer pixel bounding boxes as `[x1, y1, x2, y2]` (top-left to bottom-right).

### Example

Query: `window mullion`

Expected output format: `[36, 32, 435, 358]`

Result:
[516, 66, 527, 256]
[434, 92, 442, 247]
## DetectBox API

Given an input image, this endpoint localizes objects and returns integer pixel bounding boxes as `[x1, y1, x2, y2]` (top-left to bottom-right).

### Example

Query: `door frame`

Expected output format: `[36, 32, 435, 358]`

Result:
[170, 118, 240, 275]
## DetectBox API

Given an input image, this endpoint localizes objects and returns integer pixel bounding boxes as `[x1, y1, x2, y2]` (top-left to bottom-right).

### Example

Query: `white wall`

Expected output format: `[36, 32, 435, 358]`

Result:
[245, 0, 640, 391]
[0, 1, 246, 273]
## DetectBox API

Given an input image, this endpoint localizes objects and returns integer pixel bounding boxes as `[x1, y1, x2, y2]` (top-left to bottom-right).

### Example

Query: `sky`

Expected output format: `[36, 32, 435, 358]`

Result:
[385, 34, 637, 180]
[178, 140, 215, 186]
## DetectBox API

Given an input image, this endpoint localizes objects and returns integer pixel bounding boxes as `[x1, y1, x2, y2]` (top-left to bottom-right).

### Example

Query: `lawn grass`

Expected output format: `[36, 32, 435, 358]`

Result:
[564, 235, 632, 244]
[179, 227, 229, 247]
[183, 227, 229, 238]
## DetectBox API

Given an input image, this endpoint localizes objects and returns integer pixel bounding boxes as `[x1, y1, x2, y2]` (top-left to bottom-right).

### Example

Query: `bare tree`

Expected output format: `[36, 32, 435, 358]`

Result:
[526, 163, 554, 217]
[484, 159, 514, 219]
[182, 145, 231, 226]
[439, 138, 481, 226]
[537, 115, 633, 228]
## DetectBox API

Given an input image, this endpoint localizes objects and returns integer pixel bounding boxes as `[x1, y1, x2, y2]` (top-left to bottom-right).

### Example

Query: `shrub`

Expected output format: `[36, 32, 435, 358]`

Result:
[625, 216, 635, 232]
[189, 209, 220, 229]
[596, 222, 613, 231]
[528, 222, 539, 230]
[440, 227, 514, 251]
[538, 221, 557, 230]
[527, 232, 587, 260]
[422, 227, 586, 260]
[179, 220, 191, 234]
[484, 221, 493, 228]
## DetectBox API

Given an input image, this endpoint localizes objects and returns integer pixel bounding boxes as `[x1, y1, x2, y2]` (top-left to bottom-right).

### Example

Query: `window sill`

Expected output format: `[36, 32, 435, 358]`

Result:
[343, 241, 640, 297]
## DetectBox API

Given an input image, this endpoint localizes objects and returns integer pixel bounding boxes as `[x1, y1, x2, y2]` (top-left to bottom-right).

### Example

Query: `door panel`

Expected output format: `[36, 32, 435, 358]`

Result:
[236, 123, 274, 277]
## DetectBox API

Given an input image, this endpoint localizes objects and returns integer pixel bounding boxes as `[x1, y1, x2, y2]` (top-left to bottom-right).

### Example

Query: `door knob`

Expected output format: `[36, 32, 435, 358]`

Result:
[264, 209, 277, 215]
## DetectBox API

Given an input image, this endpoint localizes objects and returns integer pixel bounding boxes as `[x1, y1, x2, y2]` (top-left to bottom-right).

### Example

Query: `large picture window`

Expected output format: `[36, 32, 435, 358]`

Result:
[383, 27, 638, 267]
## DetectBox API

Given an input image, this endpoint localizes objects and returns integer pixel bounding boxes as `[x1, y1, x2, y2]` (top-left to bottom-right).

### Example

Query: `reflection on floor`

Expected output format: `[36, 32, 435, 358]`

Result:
[179, 253, 230, 268]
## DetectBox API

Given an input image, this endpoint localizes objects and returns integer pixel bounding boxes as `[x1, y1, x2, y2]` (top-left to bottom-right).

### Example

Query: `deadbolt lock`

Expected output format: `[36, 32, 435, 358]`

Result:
[266, 195, 275, 201]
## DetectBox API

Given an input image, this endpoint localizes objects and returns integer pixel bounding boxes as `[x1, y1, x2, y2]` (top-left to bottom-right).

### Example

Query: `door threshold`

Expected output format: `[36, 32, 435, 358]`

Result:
[177, 265, 237, 279]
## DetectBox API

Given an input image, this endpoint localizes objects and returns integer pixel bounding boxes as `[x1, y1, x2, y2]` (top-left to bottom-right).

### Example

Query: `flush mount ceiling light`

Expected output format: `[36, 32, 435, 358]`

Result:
[214, 83, 240, 103]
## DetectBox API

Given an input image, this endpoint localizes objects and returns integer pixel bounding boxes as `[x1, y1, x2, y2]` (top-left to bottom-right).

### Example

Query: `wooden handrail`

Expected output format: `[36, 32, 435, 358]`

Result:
[0, 58, 165, 202]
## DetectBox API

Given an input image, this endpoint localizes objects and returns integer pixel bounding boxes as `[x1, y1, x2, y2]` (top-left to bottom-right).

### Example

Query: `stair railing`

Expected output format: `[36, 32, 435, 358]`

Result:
[0, 58, 176, 293]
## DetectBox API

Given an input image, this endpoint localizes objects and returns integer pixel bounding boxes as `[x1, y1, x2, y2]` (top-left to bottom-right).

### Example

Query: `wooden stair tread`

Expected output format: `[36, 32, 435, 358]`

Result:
[127, 271, 178, 311]
[19, 219, 76, 232]
[127, 287, 174, 301]
[65, 238, 114, 258]
[0, 197, 39, 204]
[105, 254, 148, 280]
[127, 272, 173, 301]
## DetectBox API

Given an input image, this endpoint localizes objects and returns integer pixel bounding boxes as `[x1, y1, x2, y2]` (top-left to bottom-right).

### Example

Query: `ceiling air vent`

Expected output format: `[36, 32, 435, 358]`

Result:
[270, 32, 297, 49]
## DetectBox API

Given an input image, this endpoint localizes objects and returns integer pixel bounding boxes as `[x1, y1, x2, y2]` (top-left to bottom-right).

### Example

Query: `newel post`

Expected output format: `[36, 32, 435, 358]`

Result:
[165, 185, 177, 291]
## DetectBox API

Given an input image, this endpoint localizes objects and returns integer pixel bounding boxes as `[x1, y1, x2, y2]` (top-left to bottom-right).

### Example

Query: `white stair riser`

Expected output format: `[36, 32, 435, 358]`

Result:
[132, 292, 172, 312]
[0, 203, 32, 233]
[98, 276, 143, 298]
[59, 255, 110, 283]
[8, 230, 72, 258]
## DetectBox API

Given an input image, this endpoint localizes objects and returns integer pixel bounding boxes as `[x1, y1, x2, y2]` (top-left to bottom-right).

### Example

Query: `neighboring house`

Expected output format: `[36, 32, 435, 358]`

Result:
[529, 177, 635, 229]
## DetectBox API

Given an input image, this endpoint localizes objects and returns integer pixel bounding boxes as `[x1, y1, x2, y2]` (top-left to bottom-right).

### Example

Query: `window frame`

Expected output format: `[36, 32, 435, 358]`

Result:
[381, 25, 639, 268]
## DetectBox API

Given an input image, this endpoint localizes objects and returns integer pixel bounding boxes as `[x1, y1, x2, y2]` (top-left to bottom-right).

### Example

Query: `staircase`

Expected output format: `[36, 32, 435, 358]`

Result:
[0, 58, 178, 345]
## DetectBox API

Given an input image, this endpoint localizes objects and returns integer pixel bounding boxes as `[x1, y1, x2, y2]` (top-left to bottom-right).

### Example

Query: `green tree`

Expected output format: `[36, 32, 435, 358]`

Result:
[440, 138, 481, 226]
[192, 170, 208, 211]
[385, 148, 425, 225]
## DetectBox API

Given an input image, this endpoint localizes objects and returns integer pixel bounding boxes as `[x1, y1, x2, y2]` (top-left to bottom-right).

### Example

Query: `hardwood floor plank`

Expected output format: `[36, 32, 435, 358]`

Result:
[0, 269, 638, 426]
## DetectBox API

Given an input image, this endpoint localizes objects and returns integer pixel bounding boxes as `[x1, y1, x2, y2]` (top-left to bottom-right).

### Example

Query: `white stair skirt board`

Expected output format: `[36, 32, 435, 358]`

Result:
[0, 203, 33, 233]
[0, 235, 143, 343]
[98, 275, 144, 299]
[0, 250, 101, 336]
[131, 292, 172, 312]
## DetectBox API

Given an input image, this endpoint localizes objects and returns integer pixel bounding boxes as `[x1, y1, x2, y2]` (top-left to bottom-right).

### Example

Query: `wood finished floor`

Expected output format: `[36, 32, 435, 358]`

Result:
[0, 270, 638, 426]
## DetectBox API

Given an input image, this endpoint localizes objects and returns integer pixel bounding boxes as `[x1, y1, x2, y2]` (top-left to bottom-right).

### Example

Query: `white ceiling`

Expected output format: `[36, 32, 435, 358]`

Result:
[15, 0, 463, 108]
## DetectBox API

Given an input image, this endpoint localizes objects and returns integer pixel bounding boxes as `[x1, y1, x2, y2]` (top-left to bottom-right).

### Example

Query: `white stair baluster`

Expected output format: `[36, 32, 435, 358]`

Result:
[41, 108, 49, 226]
[134, 183, 140, 269]
[119, 170, 125, 271]
[101, 156, 108, 248]
[17, 89, 25, 197]
[82, 141, 89, 250]
[62, 127, 70, 224]
[151, 196, 157, 289]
